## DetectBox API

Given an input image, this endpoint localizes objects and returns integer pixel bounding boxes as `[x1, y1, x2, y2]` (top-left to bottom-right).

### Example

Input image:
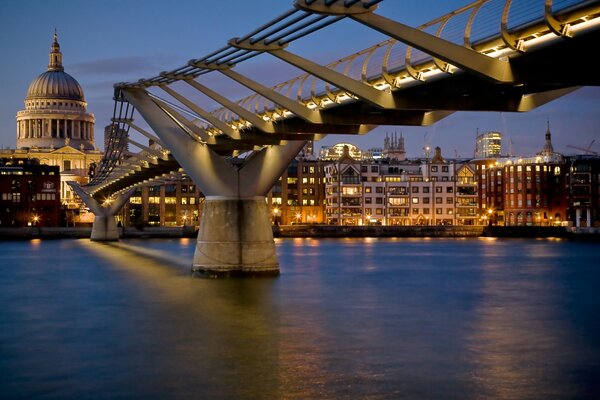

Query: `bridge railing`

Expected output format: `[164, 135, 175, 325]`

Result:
[134, 0, 596, 134]
[209, 0, 595, 121]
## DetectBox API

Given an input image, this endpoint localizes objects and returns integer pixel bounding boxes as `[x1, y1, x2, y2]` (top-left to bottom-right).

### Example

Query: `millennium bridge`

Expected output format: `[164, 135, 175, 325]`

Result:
[69, 0, 600, 277]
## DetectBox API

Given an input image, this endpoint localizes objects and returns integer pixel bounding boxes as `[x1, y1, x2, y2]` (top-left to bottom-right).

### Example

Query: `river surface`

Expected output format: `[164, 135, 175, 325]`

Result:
[0, 237, 599, 399]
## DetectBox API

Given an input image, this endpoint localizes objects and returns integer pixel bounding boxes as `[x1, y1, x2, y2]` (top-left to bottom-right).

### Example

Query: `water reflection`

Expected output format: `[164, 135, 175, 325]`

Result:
[1, 238, 599, 399]
[83, 240, 285, 399]
[467, 240, 599, 399]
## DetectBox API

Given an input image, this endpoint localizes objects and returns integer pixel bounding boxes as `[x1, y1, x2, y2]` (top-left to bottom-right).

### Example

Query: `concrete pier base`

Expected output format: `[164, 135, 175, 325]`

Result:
[192, 197, 279, 278]
[90, 216, 120, 241]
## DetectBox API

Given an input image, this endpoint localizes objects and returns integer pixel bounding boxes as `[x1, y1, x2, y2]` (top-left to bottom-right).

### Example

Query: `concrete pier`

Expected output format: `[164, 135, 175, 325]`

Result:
[193, 198, 279, 277]
[90, 216, 120, 242]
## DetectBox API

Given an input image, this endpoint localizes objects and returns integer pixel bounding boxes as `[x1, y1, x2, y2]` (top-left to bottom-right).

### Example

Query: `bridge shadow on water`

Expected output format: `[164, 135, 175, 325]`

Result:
[79, 239, 332, 399]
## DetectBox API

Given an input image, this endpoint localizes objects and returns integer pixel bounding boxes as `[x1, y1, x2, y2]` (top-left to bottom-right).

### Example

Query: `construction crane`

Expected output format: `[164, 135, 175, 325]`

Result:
[566, 140, 598, 156]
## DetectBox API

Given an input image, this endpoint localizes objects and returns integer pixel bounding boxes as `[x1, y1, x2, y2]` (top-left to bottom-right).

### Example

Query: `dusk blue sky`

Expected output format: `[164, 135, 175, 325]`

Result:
[1, 0, 599, 158]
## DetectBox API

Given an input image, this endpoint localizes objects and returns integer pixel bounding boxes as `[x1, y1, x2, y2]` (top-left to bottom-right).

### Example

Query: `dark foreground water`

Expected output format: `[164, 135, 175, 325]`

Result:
[0, 237, 599, 399]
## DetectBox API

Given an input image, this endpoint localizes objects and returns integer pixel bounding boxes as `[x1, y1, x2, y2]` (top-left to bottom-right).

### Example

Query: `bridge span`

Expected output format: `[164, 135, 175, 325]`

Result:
[69, 0, 600, 277]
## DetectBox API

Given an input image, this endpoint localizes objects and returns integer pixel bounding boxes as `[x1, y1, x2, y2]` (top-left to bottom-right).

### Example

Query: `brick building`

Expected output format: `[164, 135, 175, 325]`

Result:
[0, 158, 61, 227]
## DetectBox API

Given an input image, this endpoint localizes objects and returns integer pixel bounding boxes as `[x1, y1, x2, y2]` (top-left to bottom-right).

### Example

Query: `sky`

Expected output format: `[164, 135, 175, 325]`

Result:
[1, 0, 599, 159]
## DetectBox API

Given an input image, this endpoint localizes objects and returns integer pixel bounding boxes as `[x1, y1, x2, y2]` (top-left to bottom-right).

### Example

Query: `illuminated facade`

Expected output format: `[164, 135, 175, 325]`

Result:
[319, 142, 363, 160]
[120, 175, 204, 227]
[475, 131, 502, 158]
[324, 146, 478, 226]
[476, 127, 568, 226]
[267, 158, 326, 225]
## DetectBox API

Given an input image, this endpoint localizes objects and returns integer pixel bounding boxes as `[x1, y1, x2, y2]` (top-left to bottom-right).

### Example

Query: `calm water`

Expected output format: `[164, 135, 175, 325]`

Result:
[0, 237, 599, 399]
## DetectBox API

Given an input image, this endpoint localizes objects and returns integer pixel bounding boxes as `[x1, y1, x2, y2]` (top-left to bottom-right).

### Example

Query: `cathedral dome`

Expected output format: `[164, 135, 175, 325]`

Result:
[25, 31, 85, 102]
[26, 70, 85, 101]
[16, 31, 96, 151]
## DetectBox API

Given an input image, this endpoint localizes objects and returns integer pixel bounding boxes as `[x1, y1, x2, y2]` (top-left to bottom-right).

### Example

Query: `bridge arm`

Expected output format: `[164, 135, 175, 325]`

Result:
[230, 36, 397, 109]
[184, 79, 275, 133]
[122, 88, 238, 197]
[268, 48, 396, 109]
[116, 119, 166, 148]
[108, 188, 136, 216]
[349, 12, 515, 83]
[126, 137, 167, 159]
[517, 87, 580, 111]
[219, 69, 323, 124]
[239, 140, 308, 197]
[68, 182, 105, 216]
[158, 85, 241, 139]
[150, 96, 214, 143]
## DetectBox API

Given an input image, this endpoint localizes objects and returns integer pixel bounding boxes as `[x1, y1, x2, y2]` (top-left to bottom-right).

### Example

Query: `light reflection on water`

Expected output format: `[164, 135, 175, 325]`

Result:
[0, 237, 599, 399]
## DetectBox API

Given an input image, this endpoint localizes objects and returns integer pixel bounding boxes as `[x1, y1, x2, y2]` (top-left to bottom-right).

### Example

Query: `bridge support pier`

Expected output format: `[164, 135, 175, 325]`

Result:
[194, 197, 278, 277]
[90, 214, 120, 241]
[123, 88, 305, 277]
[68, 182, 133, 241]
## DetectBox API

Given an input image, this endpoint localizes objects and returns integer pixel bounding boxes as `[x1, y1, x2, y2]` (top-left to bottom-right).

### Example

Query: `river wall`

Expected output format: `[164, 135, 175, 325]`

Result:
[0, 225, 598, 240]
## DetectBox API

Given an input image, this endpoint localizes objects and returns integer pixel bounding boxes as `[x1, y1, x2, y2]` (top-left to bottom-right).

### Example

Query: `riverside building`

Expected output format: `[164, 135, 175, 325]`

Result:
[0, 158, 61, 227]
[475, 125, 565, 226]
[324, 145, 478, 226]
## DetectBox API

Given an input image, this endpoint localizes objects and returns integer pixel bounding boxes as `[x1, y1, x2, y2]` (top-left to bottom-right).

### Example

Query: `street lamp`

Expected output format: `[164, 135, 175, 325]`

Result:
[488, 208, 493, 226]
[272, 207, 279, 225]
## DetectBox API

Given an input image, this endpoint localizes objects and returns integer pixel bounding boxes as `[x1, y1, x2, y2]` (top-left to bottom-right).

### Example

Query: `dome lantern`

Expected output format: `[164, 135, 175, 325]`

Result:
[48, 29, 64, 72]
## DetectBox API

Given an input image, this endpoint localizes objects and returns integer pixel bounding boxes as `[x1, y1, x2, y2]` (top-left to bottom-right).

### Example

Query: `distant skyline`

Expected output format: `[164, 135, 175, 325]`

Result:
[1, 0, 599, 159]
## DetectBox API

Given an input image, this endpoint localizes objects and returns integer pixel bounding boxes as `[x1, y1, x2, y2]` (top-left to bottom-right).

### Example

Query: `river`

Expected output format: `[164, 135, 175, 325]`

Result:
[1, 237, 599, 399]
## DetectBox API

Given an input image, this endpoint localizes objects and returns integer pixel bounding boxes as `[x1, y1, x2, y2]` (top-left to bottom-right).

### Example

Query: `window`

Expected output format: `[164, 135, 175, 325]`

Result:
[365, 187, 372, 193]
[375, 187, 383, 193]
[365, 197, 372, 204]
[412, 186, 419, 193]
[412, 197, 419, 204]
[371, 166, 379, 173]
[446, 187, 453, 193]
[63, 160, 71, 171]
[442, 166, 449, 172]
[375, 197, 383, 204]
[431, 166, 438, 172]
[423, 187, 430, 193]
[423, 198, 430, 204]
[446, 197, 453, 204]
[436, 187, 442, 193]
[554, 166, 561, 175]
[436, 208, 442, 214]
[435, 197, 442, 204]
